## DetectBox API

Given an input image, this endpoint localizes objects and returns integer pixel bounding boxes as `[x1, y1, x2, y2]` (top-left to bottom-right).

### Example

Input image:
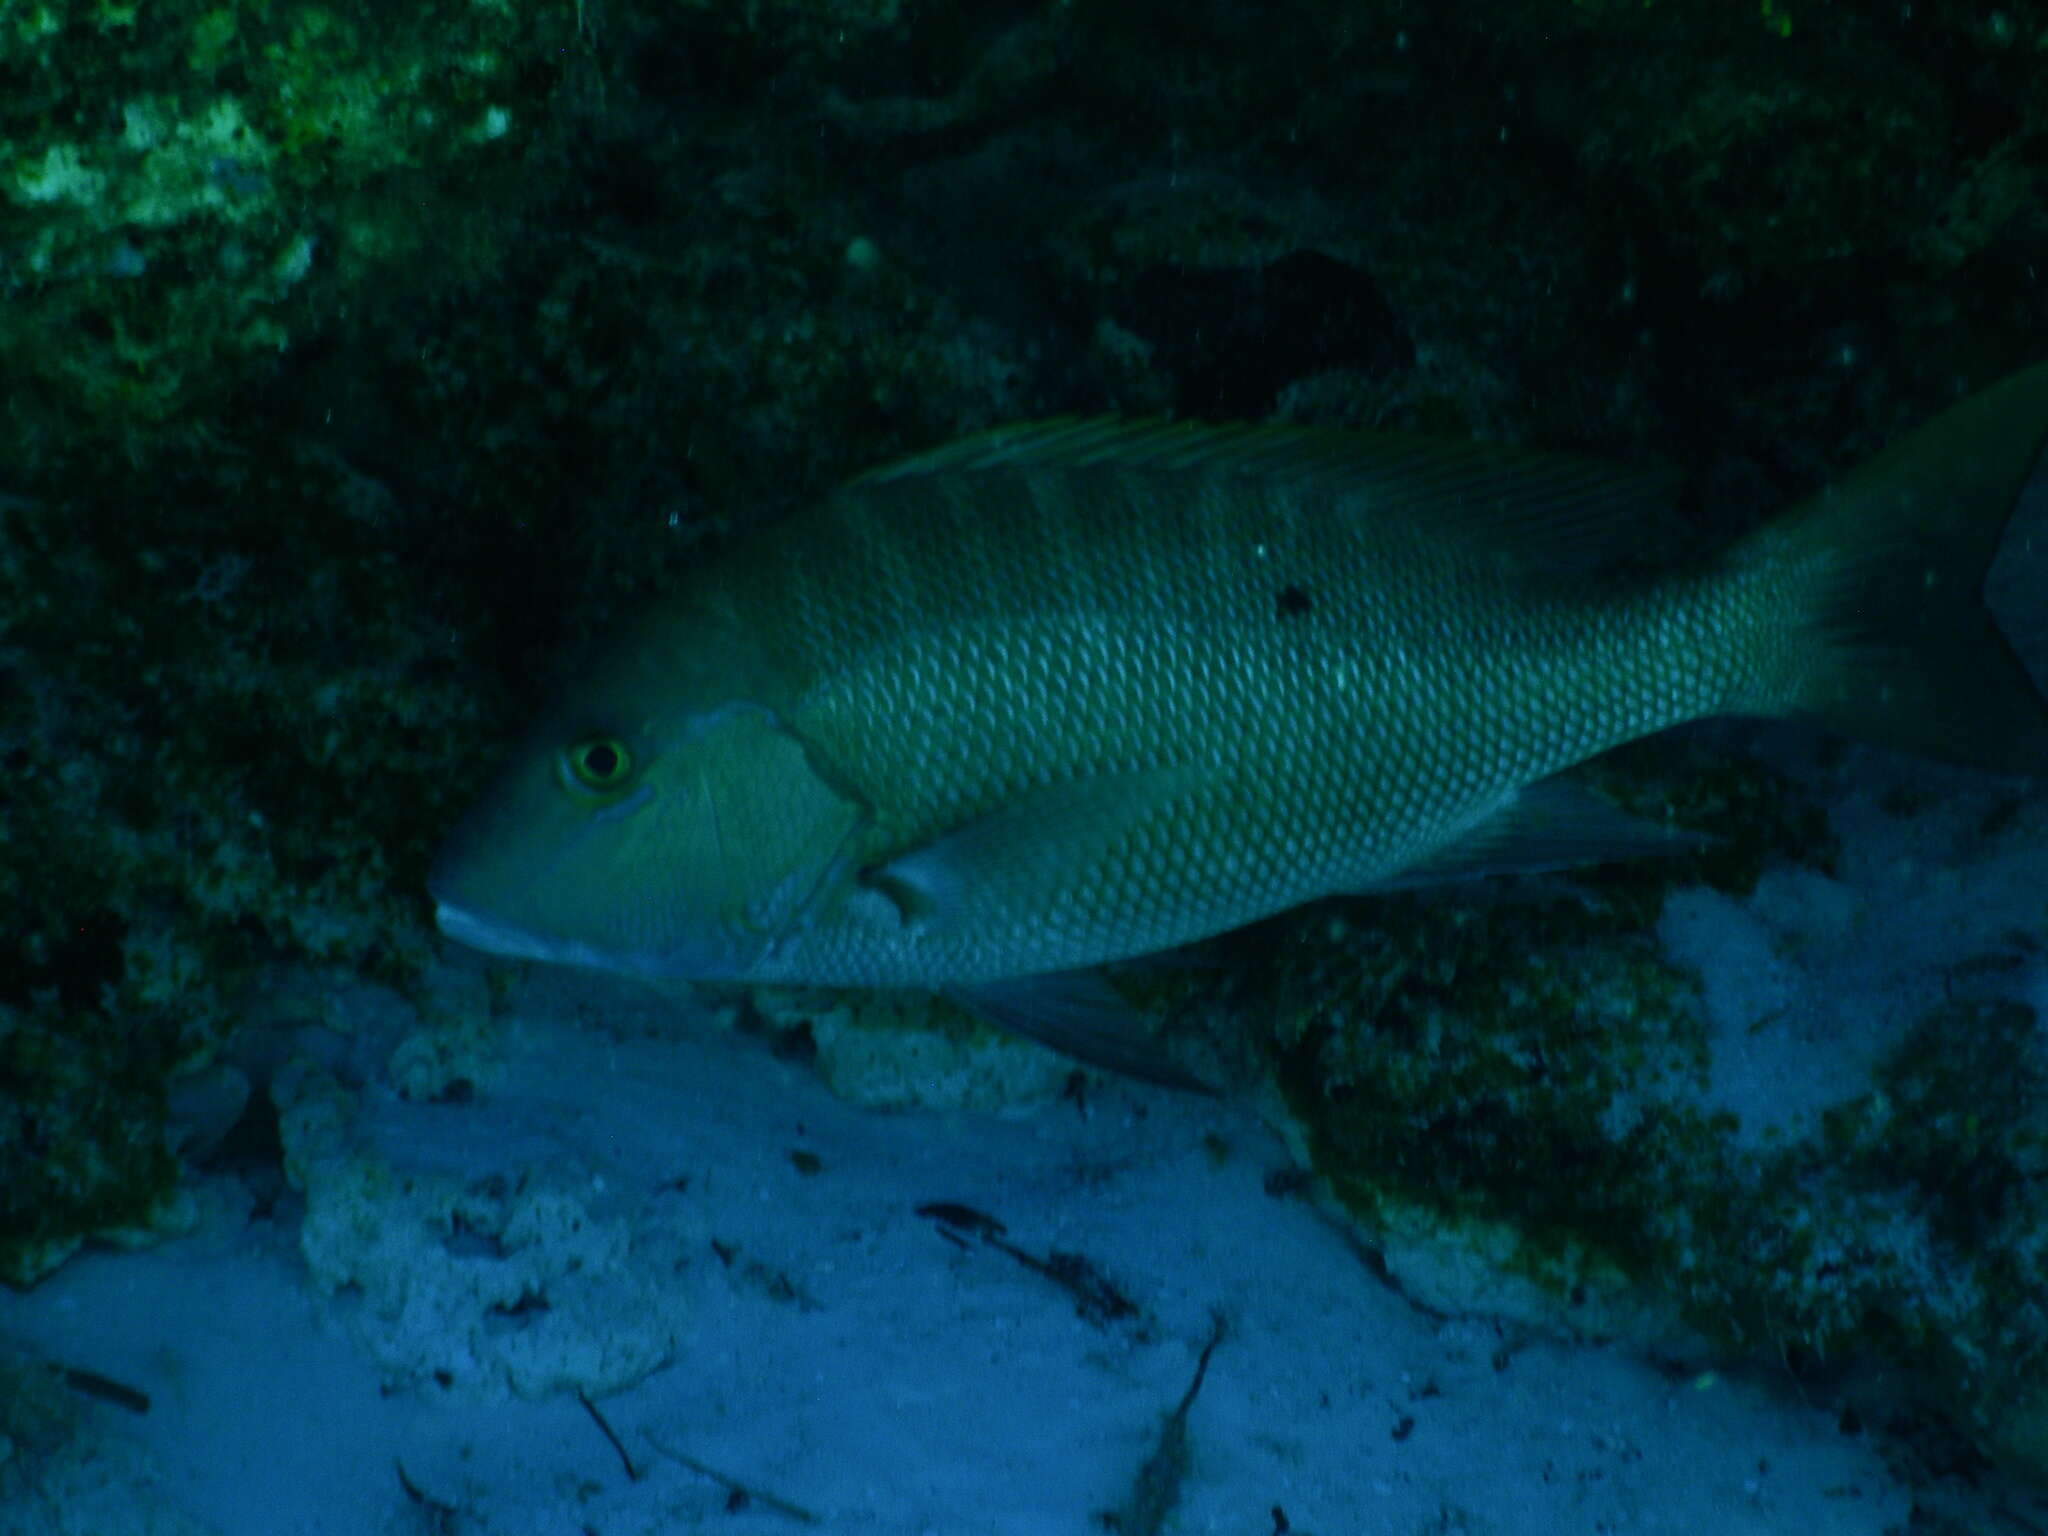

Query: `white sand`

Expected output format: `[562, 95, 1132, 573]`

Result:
[5, 736, 2047, 1534]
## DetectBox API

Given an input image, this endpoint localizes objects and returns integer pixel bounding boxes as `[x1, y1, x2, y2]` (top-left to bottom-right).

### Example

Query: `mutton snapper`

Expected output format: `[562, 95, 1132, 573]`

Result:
[430, 367, 2048, 1083]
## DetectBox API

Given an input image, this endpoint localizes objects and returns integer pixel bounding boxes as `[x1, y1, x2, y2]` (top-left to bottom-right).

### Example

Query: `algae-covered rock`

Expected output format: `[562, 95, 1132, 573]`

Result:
[0, 995, 184, 1288]
[1252, 757, 2048, 1484]
[1840, 998, 2048, 1483]
[1, 450, 488, 1285]
[0, 0, 577, 456]
[296, 1155, 693, 1398]
[386, 965, 503, 1104]
[755, 987, 1076, 1112]
[7, 18, 2047, 1517]
[278, 1057, 700, 1399]
[0, 1344, 213, 1536]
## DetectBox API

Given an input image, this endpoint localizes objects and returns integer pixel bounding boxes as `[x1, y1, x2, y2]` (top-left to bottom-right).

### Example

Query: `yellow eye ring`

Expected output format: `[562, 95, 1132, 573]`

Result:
[564, 735, 633, 792]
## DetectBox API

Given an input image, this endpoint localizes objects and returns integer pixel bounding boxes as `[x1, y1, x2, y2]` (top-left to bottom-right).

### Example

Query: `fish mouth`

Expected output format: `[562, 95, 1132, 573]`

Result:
[432, 901, 636, 972]
[431, 899, 747, 981]
[433, 901, 562, 962]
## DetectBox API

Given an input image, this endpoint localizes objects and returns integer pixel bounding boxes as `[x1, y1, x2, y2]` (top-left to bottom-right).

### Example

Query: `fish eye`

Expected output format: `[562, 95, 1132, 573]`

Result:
[563, 735, 634, 792]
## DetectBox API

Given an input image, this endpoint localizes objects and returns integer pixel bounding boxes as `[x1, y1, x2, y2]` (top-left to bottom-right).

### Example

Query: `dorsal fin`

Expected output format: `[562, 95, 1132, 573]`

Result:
[851, 418, 1682, 575]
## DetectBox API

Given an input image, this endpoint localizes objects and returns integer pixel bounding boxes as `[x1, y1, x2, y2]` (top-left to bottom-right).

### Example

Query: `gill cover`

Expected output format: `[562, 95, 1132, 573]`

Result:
[431, 702, 867, 980]
[669, 705, 871, 962]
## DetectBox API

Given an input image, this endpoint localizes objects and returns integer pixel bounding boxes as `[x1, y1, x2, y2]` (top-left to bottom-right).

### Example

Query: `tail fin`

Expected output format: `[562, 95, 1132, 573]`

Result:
[1740, 363, 2048, 774]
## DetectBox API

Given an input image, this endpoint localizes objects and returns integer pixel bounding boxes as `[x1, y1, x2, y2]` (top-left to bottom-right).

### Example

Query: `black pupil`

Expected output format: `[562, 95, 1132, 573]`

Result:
[582, 741, 620, 779]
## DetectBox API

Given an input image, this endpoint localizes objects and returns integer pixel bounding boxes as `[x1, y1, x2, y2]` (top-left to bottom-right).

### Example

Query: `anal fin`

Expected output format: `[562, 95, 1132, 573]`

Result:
[952, 971, 1215, 1094]
[1354, 776, 1705, 893]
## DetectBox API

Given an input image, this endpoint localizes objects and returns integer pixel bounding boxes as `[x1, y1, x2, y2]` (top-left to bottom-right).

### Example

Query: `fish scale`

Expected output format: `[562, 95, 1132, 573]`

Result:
[684, 466, 1738, 983]
[432, 371, 2048, 1080]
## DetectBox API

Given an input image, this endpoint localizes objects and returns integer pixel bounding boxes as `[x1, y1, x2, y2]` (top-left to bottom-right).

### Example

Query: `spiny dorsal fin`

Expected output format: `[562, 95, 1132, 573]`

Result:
[852, 417, 1682, 576]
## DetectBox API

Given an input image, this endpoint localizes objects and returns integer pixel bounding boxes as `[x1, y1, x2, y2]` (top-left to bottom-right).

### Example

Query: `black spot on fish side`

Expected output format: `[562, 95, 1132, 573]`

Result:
[1276, 583, 1312, 618]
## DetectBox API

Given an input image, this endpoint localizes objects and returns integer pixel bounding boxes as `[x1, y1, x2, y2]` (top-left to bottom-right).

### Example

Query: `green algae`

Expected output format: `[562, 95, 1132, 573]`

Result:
[1256, 749, 2048, 1480]
[0, 452, 491, 1283]
[3, 3, 2044, 1503]
[0, 0, 581, 463]
[2, 0, 1039, 1287]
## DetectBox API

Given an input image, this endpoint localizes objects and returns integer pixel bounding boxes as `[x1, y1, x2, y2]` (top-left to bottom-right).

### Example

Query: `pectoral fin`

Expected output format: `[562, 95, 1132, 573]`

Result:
[864, 764, 1205, 930]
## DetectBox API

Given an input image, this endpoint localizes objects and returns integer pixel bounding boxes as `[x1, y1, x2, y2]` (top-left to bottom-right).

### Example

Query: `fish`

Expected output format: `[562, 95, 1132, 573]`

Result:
[430, 365, 2048, 1085]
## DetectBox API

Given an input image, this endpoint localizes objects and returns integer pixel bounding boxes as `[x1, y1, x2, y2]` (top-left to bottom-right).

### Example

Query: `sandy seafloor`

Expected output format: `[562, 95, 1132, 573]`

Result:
[7, 732, 2048, 1536]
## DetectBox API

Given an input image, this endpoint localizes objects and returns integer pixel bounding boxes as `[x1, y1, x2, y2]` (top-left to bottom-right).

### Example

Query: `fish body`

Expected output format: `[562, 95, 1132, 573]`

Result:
[432, 370, 2048, 1068]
